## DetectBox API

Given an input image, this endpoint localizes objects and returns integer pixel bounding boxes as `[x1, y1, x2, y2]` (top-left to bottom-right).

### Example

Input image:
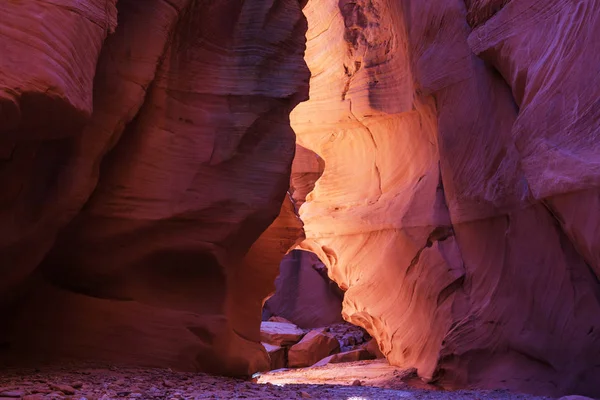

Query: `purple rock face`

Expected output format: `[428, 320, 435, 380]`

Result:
[264, 250, 344, 329]
[0, 0, 308, 376]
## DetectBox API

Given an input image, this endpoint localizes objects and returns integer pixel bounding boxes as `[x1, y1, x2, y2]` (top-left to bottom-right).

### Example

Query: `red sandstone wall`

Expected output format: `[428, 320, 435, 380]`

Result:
[0, 0, 308, 375]
[1, 1, 600, 396]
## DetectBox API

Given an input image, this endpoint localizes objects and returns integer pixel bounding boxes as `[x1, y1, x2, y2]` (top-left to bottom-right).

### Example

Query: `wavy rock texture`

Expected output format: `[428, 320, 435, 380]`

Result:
[0, 0, 308, 376]
[293, 0, 600, 396]
[2, 0, 600, 393]
[0, 0, 117, 303]
[290, 144, 325, 210]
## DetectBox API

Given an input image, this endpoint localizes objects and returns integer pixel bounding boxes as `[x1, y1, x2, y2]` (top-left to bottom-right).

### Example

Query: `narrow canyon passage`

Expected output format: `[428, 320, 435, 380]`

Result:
[0, 0, 599, 399]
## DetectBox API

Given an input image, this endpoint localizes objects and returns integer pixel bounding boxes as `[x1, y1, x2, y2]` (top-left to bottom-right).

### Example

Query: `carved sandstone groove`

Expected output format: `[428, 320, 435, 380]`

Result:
[0, 0, 309, 376]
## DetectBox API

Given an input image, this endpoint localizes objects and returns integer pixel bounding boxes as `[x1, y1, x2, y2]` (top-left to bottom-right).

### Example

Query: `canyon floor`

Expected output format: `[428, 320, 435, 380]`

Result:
[0, 360, 553, 400]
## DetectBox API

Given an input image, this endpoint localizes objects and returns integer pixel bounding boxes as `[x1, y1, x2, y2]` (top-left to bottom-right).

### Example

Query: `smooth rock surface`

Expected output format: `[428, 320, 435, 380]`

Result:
[0, 0, 309, 376]
[268, 316, 295, 324]
[290, 144, 325, 211]
[263, 250, 344, 328]
[0, 0, 118, 304]
[260, 322, 305, 347]
[2, 0, 600, 395]
[288, 330, 341, 368]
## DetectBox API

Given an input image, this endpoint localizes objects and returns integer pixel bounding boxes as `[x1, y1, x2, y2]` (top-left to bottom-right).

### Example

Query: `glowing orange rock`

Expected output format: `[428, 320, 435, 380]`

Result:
[292, 0, 600, 396]
[288, 330, 340, 368]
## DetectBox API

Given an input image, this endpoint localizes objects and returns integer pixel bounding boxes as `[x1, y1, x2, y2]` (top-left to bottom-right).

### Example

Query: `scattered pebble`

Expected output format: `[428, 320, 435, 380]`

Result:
[49, 384, 75, 395]
[23, 395, 45, 400]
[0, 391, 24, 398]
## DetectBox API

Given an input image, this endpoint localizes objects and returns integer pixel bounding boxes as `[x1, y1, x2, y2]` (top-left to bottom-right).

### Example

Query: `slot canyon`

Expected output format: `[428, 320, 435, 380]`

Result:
[0, 0, 599, 399]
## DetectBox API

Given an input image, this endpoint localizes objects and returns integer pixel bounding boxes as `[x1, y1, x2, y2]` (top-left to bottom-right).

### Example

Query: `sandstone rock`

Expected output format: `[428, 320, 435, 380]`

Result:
[312, 349, 374, 367]
[49, 384, 75, 395]
[0, 391, 24, 398]
[226, 196, 305, 372]
[326, 323, 370, 352]
[22, 395, 44, 400]
[162, 380, 175, 388]
[260, 322, 305, 347]
[263, 250, 344, 329]
[2, 0, 600, 396]
[288, 330, 340, 368]
[0, 0, 118, 306]
[289, 144, 325, 211]
[0, 0, 117, 137]
[262, 343, 286, 371]
[361, 339, 384, 359]
[292, 0, 600, 397]
[0, 0, 309, 377]
[267, 316, 295, 324]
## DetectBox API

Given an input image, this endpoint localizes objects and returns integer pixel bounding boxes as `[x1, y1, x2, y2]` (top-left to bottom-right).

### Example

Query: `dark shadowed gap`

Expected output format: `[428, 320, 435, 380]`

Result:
[262, 249, 344, 330]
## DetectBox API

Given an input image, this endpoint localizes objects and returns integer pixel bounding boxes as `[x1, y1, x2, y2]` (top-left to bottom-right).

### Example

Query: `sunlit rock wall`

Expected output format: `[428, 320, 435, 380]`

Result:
[293, 0, 600, 396]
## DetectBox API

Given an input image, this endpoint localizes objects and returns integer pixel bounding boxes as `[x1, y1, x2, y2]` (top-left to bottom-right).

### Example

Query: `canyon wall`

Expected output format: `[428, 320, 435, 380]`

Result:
[0, 0, 308, 375]
[293, 0, 600, 396]
[2, 0, 600, 396]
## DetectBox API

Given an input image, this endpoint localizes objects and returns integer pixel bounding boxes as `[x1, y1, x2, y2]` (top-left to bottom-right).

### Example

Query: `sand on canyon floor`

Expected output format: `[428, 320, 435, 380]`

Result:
[0, 360, 555, 400]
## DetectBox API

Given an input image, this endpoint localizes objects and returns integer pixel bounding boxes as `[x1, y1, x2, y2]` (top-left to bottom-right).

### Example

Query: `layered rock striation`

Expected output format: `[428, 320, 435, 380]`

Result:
[1, 0, 600, 396]
[0, 0, 308, 375]
[293, 0, 600, 396]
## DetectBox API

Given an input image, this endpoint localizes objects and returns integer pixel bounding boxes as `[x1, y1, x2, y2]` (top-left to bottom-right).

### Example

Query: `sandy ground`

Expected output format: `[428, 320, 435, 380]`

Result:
[0, 361, 554, 400]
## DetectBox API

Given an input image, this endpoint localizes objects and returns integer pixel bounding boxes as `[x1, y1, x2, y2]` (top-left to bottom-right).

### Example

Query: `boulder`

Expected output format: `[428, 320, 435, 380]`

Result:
[262, 343, 286, 371]
[361, 339, 384, 359]
[288, 330, 340, 368]
[312, 349, 374, 367]
[268, 316, 295, 324]
[260, 322, 305, 347]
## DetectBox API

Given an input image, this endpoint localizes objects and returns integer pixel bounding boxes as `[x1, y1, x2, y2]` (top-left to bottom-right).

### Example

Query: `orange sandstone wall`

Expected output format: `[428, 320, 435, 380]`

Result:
[293, 0, 600, 396]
